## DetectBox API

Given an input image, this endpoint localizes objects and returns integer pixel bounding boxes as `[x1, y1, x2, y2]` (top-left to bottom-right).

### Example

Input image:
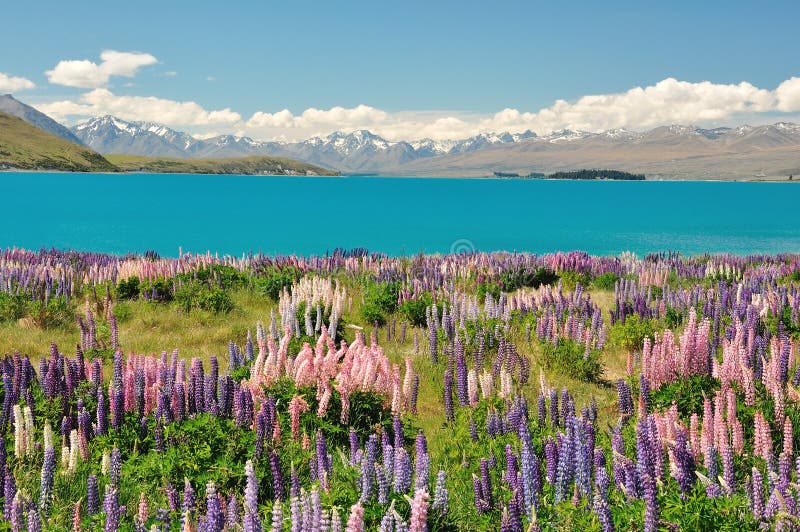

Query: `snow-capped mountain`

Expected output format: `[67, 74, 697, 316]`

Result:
[73, 116, 203, 157]
[69, 116, 800, 176]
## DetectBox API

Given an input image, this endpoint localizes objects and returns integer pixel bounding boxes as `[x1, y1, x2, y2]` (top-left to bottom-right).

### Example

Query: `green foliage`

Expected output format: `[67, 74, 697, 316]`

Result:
[498, 266, 559, 292]
[476, 281, 501, 303]
[115, 276, 141, 300]
[255, 267, 302, 301]
[591, 272, 619, 291]
[30, 296, 74, 329]
[141, 278, 174, 303]
[399, 293, 432, 328]
[539, 338, 604, 383]
[609, 315, 655, 353]
[360, 282, 399, 326]
[0, 292, 27, 322]
[175, 280, 234, 314]
[547, 169, 645, 180]
[112, 302, 133, 323]
[764, 305, 800, 337]
[559, 270, 592, 291]
[650, 375, 719, 417]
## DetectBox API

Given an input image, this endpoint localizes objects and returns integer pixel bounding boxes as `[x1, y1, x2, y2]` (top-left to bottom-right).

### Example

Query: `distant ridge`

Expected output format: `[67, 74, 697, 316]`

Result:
[0, 94, 85, 146]
[69, 114, 800, 179]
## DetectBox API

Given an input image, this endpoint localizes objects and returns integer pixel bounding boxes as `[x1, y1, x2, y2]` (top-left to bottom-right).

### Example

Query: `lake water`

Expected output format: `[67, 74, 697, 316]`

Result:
[3, 172, 800, 257]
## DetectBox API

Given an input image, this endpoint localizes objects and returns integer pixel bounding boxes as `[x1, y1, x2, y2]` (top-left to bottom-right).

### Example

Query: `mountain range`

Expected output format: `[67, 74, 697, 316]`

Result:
[69, 115, 800, 179]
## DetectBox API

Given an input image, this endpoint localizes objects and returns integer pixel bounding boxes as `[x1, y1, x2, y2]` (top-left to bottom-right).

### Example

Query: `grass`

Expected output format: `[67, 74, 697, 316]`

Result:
[0, 111, 116, 172]
[105, 154, 339, 176]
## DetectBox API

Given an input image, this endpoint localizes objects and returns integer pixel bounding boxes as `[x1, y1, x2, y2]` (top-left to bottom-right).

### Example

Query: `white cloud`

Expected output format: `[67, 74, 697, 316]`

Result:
[30, 74, 800, 141]
[46, 50, 158, 88]
[0, 72, 35, 92]
[35, 88, 241, 127]
[775, 77, 800, 112]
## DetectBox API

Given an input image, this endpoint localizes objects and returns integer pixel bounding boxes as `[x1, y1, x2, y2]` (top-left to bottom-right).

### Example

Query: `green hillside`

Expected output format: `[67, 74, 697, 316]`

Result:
[0, 111, 116, 172]
[106, 154, 339, 176]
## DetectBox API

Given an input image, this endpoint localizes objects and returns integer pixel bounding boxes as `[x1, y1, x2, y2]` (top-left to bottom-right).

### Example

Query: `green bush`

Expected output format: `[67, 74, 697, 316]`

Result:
[116, 276, 141, 300]
[539, 338, 604, 383]
[499, 266, 559, 292]
[30, 296, 74, 329]
[591, 272, 619, 291]
[0, 292, 27, 322]
[399, 293, 432, 328]
[255, 267, 301, 301]
[360, 282, 399, 326]
[175, 281, 234, 314]
[559, 270, 592, 291]
[609, 314, 655, 353]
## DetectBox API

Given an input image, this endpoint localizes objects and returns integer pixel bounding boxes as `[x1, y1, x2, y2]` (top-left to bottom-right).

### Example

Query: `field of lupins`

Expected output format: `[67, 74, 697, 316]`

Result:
[3, 249, 800, 530]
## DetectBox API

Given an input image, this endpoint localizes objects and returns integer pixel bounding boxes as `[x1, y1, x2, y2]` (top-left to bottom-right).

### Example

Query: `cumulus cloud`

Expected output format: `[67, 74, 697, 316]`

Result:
[46, 50, 158, 88]
[0, 72, 35, 92]
[35, 88, 241, 127]
[238, 77, 792, 141]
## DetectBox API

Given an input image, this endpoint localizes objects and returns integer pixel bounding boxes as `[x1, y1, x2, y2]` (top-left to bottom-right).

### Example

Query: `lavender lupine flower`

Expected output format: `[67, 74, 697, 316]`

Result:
[39, 445, 56, 514]
[752, 467, 764, 521]
[431, 470, 448, 515]
[27, 509, 42, 532]
[537, 393, 546, 427]
[473, 475, 489, 514]
[673, 429, 695, 494]
[270, 500, 283, 532]
[110, 447, 122, 487]
[87, 475, 100, 515]
[96, 388, 108, 436]
[410, 374, 419, 414]
[244, 460, 263, 532]
[204, 481, 224, 532]
[104, 486, 120, 532]
[722, 445, 735, 494]
[617, 379, 633, 417]
[549, 389, 559, 428]
[469, 417, 479, 442]
[290, 465, 301, 500]
[349, 429, 359, 466]
[479, 458, 494, 509]
[593, 488, 614, 532]
[393, 448, 412, 494]
[316, 430, 331, 491]
[639, 374, 650, 414]
[4, 465, 15, 520]
[642, 472, 658, 532]
[10, 493, 24, 532]
[519, 421, 540, 513]
[443, 369, 454, 422]
[270, 449, 286, 501]
[376, 465, 390, 504]
[166, 482, 180, 513]
[544, 437, 558, 484]
[456, 347, 468, 406]
[183, 478, 197, 527]
[226, 494, 240, 531]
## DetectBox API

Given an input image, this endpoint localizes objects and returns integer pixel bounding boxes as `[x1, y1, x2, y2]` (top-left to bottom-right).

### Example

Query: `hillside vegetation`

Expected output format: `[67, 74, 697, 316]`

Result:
[0, 112, 116, 172]
[106, 154, 339, 175]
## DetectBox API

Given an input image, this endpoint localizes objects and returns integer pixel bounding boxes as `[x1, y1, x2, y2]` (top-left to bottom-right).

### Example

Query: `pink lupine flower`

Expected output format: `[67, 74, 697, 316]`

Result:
[288, 395, 309, 441]
[345, 502, 364, 532]
[409, 489, 430, 532]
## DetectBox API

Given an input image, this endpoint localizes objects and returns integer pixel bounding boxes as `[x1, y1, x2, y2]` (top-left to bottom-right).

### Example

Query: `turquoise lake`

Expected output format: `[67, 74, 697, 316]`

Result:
[3, 172, 800, 257]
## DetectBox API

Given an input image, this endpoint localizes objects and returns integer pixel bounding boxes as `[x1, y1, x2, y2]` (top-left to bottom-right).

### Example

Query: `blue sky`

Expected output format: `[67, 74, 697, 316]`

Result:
[2, 1, 799, 140]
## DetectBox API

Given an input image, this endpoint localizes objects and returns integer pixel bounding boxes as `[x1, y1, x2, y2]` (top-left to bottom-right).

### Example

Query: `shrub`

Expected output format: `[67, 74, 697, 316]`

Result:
[30, 296, 74, 329]
[0, 293, 27, 322]
[499, 266, 559, 292]
[175, 281, 233, 314]
[539, 338, 603, 383]
[360, 282, 399, 326]
[609, 314, 655, 353]
[559, 270, 592, 291]
[116, 276, 141, 300]
[591, 272, 618, 291]
[255, 267, 301, 301]
[399, 293, 432, 327]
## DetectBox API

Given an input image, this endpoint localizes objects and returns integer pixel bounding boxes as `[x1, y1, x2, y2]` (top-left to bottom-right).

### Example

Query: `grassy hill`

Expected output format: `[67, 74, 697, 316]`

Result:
[106, 154, 339, 176]
[0, 111, 116, 172]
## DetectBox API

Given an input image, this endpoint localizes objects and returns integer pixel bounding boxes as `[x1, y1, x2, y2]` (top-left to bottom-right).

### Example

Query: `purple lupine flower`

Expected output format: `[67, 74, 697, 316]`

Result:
[3, 465, 15, 521]
[593, 488, 614, 532]
[183, 477, 196, 526]
[349, 429, 359, 465]
[393, 447, 412, 494]
[104, 485, 120, 532]
[310, 429, 331, 491]
[270, 449, 285, 501]
[722, 445, 735, 494]
[430, 469, 448, 516]
[112, 388, 124, 430]
[443, 369, 454, 422]
[244, 460, 262, 532]
[549, 389, 559, 428]
[10, 493, 23, 532]
[393, 415, 405, 453]
[639, 374, 650, 414]
[480, 458, 494, 509]
[410, 374, 419, 414]
[519, 421, 541, 513]
[537, 393, 546, 427]
[376, 465, 390, 504]
[270, 500, 282, 532]
[544, 437, 558, 484]
[87, 474, 100, 515]
[456, 345, 468, 406]
[226, 494, 240, 531]
[27, 509, 42, 532]
[109, 447, 122, 488]
[165, 482, 179, 513]
[642, 472, 658, 532]
[469, 417, 479, 442]
[38, 445, 56, 514]
[752, 466, 764, 521]
[473, 475, 489, 514]
[96, 388, 108, 436]
[673, 429, 695, 493]
[204, 481, 224, 532]
[617, 379, 633, 417]
[290, 464, 300, 500]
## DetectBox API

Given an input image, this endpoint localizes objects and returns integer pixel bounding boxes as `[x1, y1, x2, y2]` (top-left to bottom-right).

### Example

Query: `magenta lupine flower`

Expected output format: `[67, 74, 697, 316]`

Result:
[244, 460, 262, 532]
